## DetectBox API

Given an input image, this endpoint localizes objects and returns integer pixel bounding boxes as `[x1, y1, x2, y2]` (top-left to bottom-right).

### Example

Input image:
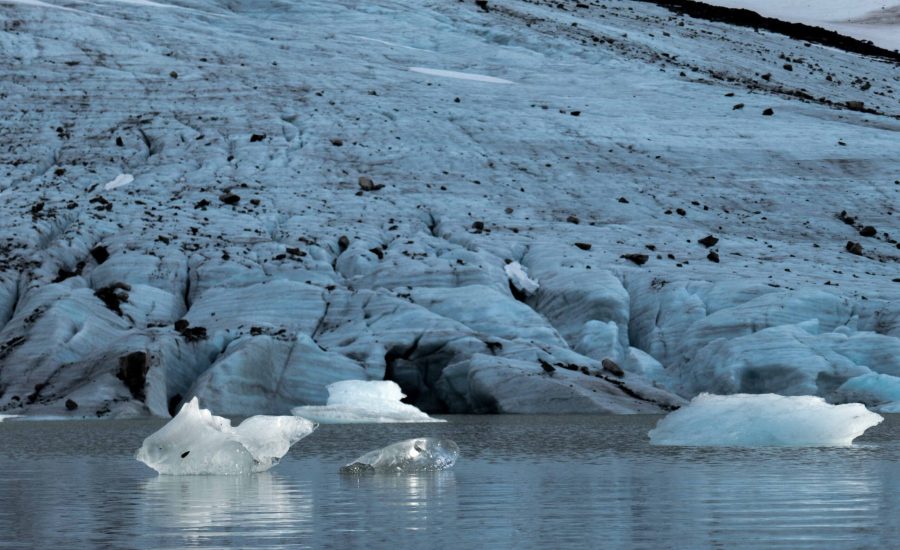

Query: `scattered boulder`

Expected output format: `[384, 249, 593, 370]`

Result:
[94, 282, 131, 315]
[762, 108, 774, 116]
[846, 241, 863, 255]
[219, 192, 240, 205]
[65, 399, 78, 411]
[249, 133, 266, 142]
[602, 358, 624, 377]
[622, 253, 649, 266]
[338, 235, 350, 252]
[90, 245, 109, 264]
[358, 176, 384, 191]
[117, 351, 149, 400]
[698, 235, 719, 247]
[574, 242, 592, 251]
[859, 226, 877, 237]
[707, 251, 720, 263]
[566, 215, 580, 224]
[846, 101, 865, 111]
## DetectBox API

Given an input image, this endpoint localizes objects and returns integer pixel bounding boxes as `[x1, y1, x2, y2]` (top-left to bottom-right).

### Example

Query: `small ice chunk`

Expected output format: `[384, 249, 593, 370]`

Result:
[648, 393, 883, 447]
[292, 380, 444, 423]
[340, 437, 459, 473]
[136, 397, 316, 475]
[504, 261, 539, 295]
[103, 173, 134, 190]
[0, 414, 20, 422]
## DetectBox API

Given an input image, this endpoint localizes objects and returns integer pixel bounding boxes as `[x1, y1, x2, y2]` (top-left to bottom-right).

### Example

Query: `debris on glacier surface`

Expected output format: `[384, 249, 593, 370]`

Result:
[136, 397, 316, 475]
[292, 380, 444, 423]
[504, 261, 539, 296]
[648, 393, 884, 447]
[340, 437, 459, 473]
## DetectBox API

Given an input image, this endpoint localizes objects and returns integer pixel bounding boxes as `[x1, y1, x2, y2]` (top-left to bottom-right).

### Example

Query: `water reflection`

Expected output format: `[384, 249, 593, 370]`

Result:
[0, 415, 897, 549]
[138, 473, 313, 548]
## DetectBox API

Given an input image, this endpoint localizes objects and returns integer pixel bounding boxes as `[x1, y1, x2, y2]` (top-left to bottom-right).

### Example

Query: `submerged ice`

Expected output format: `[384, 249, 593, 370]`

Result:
[648, 393, 883, 447]
[291, 380, 444, 423]
[136, 397, 316, 475]
[340, 437, 459, 473]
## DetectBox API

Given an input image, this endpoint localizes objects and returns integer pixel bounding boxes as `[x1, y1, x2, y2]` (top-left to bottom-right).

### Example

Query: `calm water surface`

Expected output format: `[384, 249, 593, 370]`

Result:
[0, 415, 898, 549]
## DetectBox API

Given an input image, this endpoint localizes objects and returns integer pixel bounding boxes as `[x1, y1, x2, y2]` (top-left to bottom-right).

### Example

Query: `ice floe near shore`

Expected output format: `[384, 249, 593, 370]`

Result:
[136, 398, 316, 475]
[340, 437, 459, 473]
[292, 380, 443, 423]
[648, 393, 884, 447]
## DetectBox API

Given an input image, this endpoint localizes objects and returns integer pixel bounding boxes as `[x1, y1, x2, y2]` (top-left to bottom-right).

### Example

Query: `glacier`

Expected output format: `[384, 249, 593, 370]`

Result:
[0, 0, 897, 419]
[291, 380, 443, 423]
[648, 393, 884, 447]
[340, 437, 459, 473]
[136, 397, 316, 475]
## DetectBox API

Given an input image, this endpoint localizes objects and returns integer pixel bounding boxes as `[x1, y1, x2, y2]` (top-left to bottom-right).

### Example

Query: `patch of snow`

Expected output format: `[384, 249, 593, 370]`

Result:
[136, 397, 316, 475]
[648, 393, 883, 447]
[340, 437, 459, 473]
[103, 173, 134, 190]
[408, 67, 513, 84]
[292, 380, 444, 423]
[504, 261, 539, 295]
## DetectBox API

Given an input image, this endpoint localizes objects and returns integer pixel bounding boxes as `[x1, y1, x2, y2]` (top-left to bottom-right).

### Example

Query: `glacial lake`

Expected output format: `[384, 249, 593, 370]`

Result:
[1, 415, 898, 549]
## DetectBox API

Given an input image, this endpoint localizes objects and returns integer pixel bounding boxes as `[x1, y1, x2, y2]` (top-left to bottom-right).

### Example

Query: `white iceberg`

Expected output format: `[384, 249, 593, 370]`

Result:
[648, 393, 883, 447]
[291, 380, 444, 423]
[136, 397, 316, 475]
[0, 414, 20, 422]
[504, 261, 539, 296]
[340, 437, 459, 473]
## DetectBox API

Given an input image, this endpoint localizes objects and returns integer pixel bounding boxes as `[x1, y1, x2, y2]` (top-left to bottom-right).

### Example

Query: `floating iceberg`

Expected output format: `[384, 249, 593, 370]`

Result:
[291, 380, 444, 423]
[340, 437, 459, 473]
[136, 397, 316, 475]
[648, 393, 883, 447]
[0, 414, 20, 422]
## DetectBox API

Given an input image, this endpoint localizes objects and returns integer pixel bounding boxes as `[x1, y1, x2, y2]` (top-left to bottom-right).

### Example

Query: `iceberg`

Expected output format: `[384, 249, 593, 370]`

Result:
[648, 393, 883, 447]
[291, 380, 444, 423]
[136, 397, 316, 475]
[0, 414, 20, 422]
[340, 437, 459, 473]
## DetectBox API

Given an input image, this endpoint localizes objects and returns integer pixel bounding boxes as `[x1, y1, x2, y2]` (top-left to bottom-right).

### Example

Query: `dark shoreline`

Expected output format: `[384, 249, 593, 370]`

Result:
[635, 0, 900, 63]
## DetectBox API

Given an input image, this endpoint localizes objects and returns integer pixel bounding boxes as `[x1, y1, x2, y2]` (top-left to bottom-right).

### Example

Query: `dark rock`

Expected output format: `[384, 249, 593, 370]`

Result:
[539, 359, 556, 374]
[622, 253, 649, 265]
[732, 103, 744, 110]
[574, 242, 592, 250]
[358, 176, 384, 191]
[570, 111, 581, 116]
[369, 247, 384, 260]
[566, 215, 580, 224]
[65, 399, 78, 411]
[169, 71, 178, 79]
[174, 319, 189, 332]
[330, 138, 343, 146]
[90, 245, 109, 264]
[617, 197, 629, 203]
[698, 235, 719, 247]
[117, 351, 149, 400]
[249, 133, 266, 142]
[676, 208, 686, 216]
[859, 226, 877, 237]
[846, 100, 865, 111]
[95, 282, 131, 315]
[472, 221, 485, 232]
[846, 241, 863, 255]
[31, 202, 44, 215]
[475, 0, 489, 12]
[181, 451, 190, 458]
[601, 358, 624, 377]
[338, 235, 350, 252]
[219, 192, 240, 205]
[115, 136, 124, 147]
[707, 250, 720, 263]
[194, 198, 210, 209]
[762, 108, 774, 116]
